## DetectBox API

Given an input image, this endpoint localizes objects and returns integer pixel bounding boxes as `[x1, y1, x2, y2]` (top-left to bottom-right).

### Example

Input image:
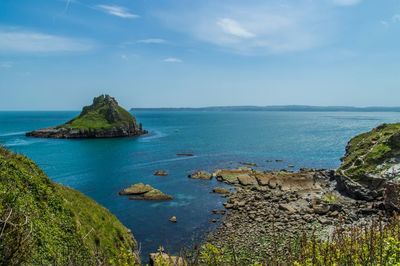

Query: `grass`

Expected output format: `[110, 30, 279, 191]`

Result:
[62, 97, 135, 130]
[339, 123, 400, 180]
[153, 216, 400, 266]
[0, 146, 139, 265]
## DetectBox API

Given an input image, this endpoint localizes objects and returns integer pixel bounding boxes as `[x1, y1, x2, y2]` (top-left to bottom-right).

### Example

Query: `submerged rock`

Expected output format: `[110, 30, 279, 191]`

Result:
[137, 189, 173, 201]
[212, 187, 230, 195]
[154, 170, 168, 176]
[26, 94, 147, 138]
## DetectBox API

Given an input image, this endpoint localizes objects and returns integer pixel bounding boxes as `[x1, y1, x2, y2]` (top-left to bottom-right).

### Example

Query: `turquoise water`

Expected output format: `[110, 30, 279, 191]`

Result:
[1, 111, 400, 259]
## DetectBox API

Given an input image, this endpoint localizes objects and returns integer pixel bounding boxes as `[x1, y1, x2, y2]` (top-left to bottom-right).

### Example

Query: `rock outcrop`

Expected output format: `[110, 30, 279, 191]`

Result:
[119, 183, 173, 201]
[188, 171, 212, 180]
[26, 94, 147, 138]
[336, 123, 400, 200]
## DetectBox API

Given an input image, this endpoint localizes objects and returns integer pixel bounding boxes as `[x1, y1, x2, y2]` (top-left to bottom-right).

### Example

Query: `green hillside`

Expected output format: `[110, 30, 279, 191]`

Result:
[0, 146, 139, 265]
[339, 123, 400, 181]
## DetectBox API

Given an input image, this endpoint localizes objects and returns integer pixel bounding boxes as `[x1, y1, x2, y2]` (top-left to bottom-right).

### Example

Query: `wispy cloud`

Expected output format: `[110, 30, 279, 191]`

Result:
[0, 61, 12, 68]
[332, 0, 362, 6]
[156, 1, 330, 55]
[96, 5, 138, 19]
[217, 18, 255, 39]
[381, 14, 400, 27]
[164, 57, 182, 63]
[136, 38, 167, 44]
[0, 27, 94, 53]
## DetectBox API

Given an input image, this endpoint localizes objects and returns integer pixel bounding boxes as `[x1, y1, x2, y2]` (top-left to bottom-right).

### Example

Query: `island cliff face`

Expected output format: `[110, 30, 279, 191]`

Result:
[26, 94, 147, 138]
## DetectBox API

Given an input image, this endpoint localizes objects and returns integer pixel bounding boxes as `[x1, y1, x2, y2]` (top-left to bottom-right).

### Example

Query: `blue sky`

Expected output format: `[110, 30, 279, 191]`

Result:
[0, 0, 400, 110]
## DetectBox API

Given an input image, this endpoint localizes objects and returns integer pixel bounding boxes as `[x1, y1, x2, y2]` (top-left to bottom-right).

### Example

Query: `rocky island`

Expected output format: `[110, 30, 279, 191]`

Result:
[26, 94, 147, 138]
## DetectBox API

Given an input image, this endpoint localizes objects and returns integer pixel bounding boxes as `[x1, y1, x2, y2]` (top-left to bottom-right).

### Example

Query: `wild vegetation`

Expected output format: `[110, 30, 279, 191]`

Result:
[339, 123, 400, 181]
[151, 216, 400, 266]
[0, 146, 139, 265]
[64, 99, 136, 130]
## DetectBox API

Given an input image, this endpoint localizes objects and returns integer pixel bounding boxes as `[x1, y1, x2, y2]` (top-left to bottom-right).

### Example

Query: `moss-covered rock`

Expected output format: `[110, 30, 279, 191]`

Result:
[0, 146, 139, 265]
[26, 94, 147, 138]
[338, 123, 400, 181]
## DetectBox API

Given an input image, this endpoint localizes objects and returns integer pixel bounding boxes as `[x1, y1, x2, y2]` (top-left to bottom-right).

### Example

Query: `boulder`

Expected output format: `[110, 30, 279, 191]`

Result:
[154, 170, 168, 176]
[212, 187, 230, 195]
[119, 183, 153, 195]
[169, 216, 177, 223]
[255, 173, 274, 186]
[279, 204, 297, 214]
[237, 174, 258, 186]
[384, 182, 400, 211]
[140, 189, 173, 201]
[189, 171, 212, 180]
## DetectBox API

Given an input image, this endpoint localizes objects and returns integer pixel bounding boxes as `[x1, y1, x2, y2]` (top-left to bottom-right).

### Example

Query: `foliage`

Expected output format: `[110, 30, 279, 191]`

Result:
[63, 96, 135, 130]
[173, 217, 400, 266]
[0, 146, 139, 265]
[339, 123, 400, 180]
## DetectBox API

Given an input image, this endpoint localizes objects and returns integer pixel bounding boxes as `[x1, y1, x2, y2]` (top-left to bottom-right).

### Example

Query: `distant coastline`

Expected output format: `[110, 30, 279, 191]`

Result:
[131, 105, 400, 112]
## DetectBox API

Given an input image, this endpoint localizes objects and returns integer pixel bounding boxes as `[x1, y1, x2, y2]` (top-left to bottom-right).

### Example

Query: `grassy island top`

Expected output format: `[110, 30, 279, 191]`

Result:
[61, 94, 140, 130]
[0, 146, 139, 265]
[339, 123, 400, 181]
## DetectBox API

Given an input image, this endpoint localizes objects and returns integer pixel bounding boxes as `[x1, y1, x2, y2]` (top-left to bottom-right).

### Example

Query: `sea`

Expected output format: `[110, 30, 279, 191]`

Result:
[1, 110, 400, 260]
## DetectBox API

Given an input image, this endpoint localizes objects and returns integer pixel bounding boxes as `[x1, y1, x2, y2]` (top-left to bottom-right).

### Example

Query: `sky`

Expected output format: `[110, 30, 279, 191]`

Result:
[0, 0, 400, 110]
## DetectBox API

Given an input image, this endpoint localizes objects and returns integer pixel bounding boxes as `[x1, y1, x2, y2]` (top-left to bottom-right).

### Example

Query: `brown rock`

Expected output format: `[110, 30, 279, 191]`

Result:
[119, 183, 153, 195]
[212, 187, 230, 195]
[279, 203, 297, 214]
[237, 174, 258, 186]
[154, 170, 168, 176]
[189, 171, 212, 180]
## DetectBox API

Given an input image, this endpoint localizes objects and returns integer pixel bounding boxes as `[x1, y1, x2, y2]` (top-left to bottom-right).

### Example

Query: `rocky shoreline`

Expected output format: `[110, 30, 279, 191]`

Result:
[26, 126, 147, 138]
[192, 167, 391, 261]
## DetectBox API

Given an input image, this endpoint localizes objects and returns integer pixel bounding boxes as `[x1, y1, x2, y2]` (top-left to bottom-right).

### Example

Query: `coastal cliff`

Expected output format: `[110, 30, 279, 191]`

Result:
[336, 123, 400, 201]
[0, 147, 139, 265]
[26, 94, 147, 138]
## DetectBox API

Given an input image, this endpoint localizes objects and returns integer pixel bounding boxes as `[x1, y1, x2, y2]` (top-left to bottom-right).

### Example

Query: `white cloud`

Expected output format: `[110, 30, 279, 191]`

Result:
[156, 1, 329, 55]
[137, 38, 167, 44]
[0, 28, 94, 53]
[381, 14, 400, 27]
[217, 18, 255, 38]
[96, 5, 138, 19]
[164, 57, 182, 63]
[332, 0, 362, 6]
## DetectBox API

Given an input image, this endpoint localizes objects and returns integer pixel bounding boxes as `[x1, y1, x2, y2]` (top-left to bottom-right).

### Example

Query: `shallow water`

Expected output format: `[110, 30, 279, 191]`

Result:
[1, 110, 400, 259]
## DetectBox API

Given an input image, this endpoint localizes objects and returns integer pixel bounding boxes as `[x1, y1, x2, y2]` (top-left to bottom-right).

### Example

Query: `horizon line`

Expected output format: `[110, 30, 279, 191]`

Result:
[3, 104, 400, 112]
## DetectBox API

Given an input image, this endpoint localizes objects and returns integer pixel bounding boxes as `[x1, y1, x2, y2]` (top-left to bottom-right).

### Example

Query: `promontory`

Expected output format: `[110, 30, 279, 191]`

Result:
[26, 94, 147, 138]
